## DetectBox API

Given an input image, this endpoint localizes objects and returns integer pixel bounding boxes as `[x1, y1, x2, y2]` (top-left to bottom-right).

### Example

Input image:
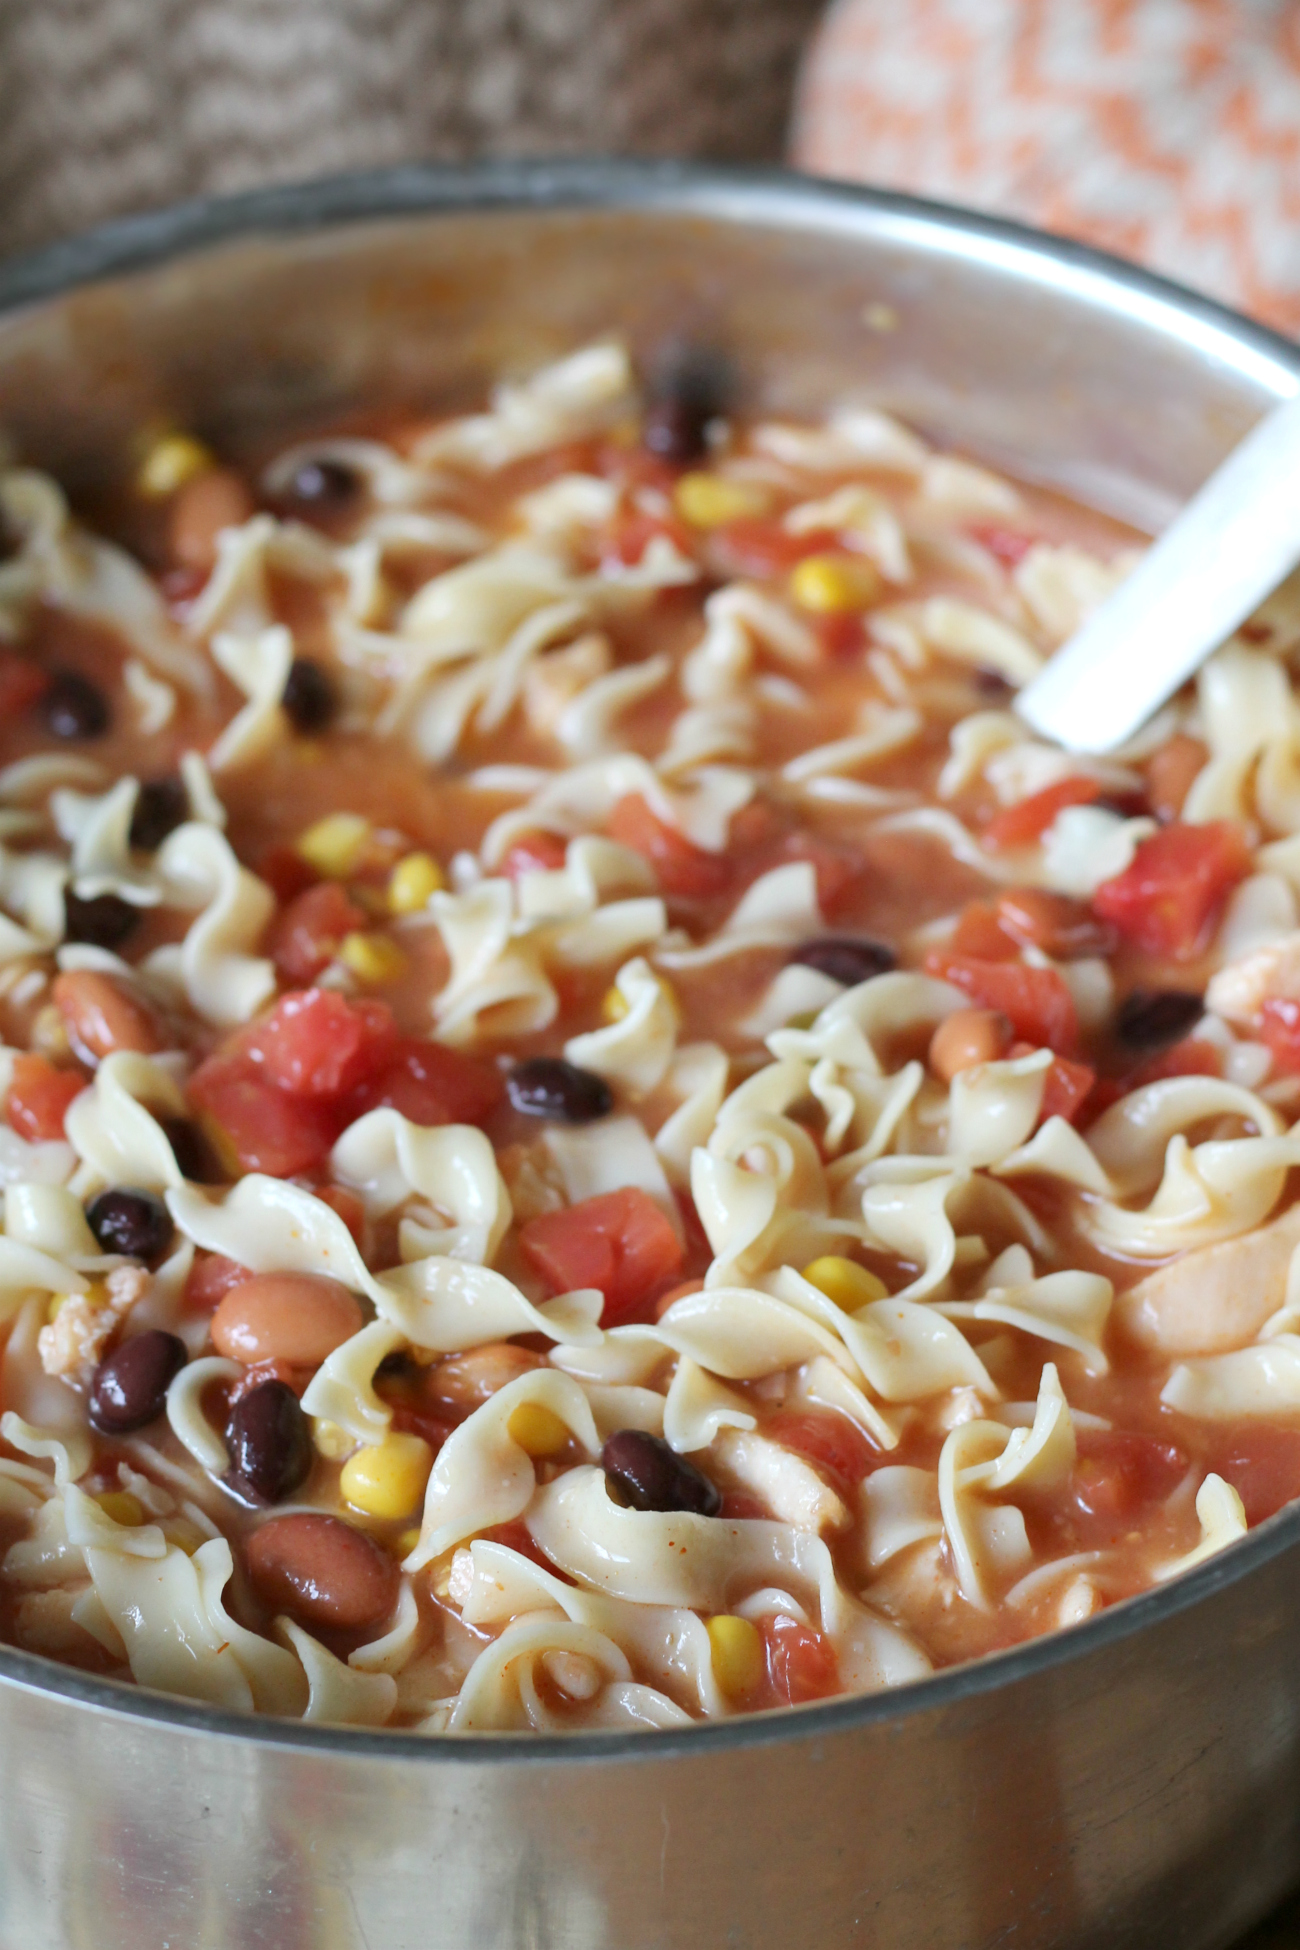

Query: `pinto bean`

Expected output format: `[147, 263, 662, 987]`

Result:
[168, 466, 255, 574]
[428, 1342, 545, 1415]
[51, 969, 164, 1062]
[210, 1272, 364, 1367]
[246, 1513, 398, 1630]
[929, 1007, 1013, 1082]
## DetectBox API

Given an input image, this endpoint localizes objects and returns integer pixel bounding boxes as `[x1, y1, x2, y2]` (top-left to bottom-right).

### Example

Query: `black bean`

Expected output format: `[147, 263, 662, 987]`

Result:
[226, 1380, 313, 1504]
[1116, 988, 1204, 1050]
[88, 1329, 188, 1435]
[130, 777, 187, 852]
[42, 669, 109, 739]
[643, 348, 729, 465]
[156, 1115, 219, 1184]
[506, 1056, 614, 1123]
[86, 1187, 174, 1262]
[286, 458, 357, 508]
[790, 936, 897, 986]
[63, 889, 141, 950]
[602, 1429, 721, 1517]
[280, 657, 335, 733]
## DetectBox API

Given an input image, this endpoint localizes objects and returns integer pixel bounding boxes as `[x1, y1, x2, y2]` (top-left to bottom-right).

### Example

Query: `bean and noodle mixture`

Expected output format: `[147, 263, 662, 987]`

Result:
[0, 342, 1297, 1731]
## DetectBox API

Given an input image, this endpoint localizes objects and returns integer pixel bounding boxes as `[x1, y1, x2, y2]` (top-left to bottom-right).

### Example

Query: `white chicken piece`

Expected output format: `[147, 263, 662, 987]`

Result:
[1206, 933, 1300, 1026]
[710, 1427, 848, 1533]
[1116, 1203, 1300, 1355]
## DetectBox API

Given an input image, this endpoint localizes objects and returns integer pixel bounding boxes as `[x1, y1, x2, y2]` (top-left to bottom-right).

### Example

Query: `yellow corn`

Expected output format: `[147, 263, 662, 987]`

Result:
[789, 553, 883, 615]
[394, 1526, 423, 1559]
[507, 1401, 571, 1459]
[674, 472, 769, 529]
[296, 812, 371, 879]
[388, 851, 444, 915]
[707, 1614, 764, 1700]
[136, 432, 215, 500]
[166, 1518, 209, 1556]
[338, 930, 408, 985]
[312, 1418, 357, 1461]
[800, 1255, 888, 1310]
[339, 1432, 434, 1522]
[96, 1490, 145, 1528]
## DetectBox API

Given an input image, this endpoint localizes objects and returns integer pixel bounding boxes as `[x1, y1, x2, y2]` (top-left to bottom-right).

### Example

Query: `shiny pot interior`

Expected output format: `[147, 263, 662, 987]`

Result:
[0, 160, 1299, 1950]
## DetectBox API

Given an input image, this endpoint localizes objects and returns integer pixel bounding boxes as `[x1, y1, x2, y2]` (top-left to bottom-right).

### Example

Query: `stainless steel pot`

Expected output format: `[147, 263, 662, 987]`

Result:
[0, 160, 1298, 1950]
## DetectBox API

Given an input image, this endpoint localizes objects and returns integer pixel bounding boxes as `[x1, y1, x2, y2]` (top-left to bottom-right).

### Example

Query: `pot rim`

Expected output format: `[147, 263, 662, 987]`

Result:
[1, 154, 1297, 1766]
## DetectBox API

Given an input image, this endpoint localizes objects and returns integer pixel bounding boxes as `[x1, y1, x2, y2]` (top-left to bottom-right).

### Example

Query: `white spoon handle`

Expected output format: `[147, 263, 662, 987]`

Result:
[1017, 390, 1300, 754]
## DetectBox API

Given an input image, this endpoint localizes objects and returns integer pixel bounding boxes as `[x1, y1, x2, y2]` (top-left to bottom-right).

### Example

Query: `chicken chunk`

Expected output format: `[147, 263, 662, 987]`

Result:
[1116, 1202, 1300, 1356]
[712, 1428, 848, 1533]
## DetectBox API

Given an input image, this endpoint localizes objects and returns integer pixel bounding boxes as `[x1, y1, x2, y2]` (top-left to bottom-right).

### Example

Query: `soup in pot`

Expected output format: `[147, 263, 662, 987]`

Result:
[0, 341, 1295, 1731]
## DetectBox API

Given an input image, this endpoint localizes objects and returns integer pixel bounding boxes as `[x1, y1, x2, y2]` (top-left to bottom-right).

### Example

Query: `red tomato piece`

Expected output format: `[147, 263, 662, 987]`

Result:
[386, 1401, 454, 1452]
[315, 1184, 366, 1243]
[949, 899, 1021, 962]
[352, 1038, 504, 1128]
[981, 777, 1101, 851]
[0, 652, 49, 719]
[1037, 1054, 1096, 1126]
[925, 953, 1079, 1054]
[256, 844, 319, 906]
[519, 1189, 684, 1326]
[1260, 999, 1300, 1076]
[243, 990, 399, 1100]
[183, 1253, 252, 1313]
[762, 1615, 840, 1706]
[1092, 821, 1252, 958]
[607, 793, 730, 898]
[1207, 1428, 1300, 1525]
[187, 1059, 344, 1177]
[267, 881, 367, 985]
[965, 523, 1037, 568]
[1073, 1430, 1187, 1523]
[6, 1054, 85, 1141]
[764, 1409, 876, 1493]
[1127, 1037, 1223, 1088]
[502, 831, 569, 879]
[777, 835, 863, 916]
[600, 506, 694, 568]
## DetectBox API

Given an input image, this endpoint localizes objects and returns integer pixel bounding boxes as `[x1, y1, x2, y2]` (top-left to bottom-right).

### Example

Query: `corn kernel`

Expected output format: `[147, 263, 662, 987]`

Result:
[789, 553, 883, 615]
[707, 1614, 764, 1700]
[137, 432, 215, 500]
[674, 472, 770, 529]
[388, 850, 444, 915]
[166, 1518, 208, 1555]
[395, 1526, 423, 1559]
[338, 930, 408, 985]
[296, 812, 371, 879]
[312, 1418, 357, 1461]
[800, 1255, 888, 1310]
[507, 1402, 571, 1458]
[96, 1490, 145, 1528]
[340, 1432, 434, 1521]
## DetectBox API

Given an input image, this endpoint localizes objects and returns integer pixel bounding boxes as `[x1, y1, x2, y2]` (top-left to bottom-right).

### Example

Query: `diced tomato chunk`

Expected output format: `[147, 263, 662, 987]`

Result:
[1072, 1430, 1187, 1525]
[1260, 999, 1300, 1076]
[351, 1037, 504, 1128]
[243, 990, 399, 1099]
[0, 652, 49, 719]
[764, 1409, 876, 1493]
[6, 1054, 85, 1141]
[257, 844, 319, 906]
[925, 953, 1078, 1054]
[267, 881, 366, 985]
[519, 1188, 684, 1326]
[1036, 1053, 1095, 1126]
[966, 523, 1037, 568]
[183, 1253, 252, 1313]
[981, 777, 1101, 851]
[1092, 821, 1251, 959]
[1127, 1036, 1223, 1088]
[315, 1184, 366, 1243]
[187, 1059, 344, 1177]
[777, 835, 863, 916]
[762, 1615, 840, 1706]
[502, 831, 569, 879]
[608, 793, 730, 898]
[600, 506, 693, 568]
